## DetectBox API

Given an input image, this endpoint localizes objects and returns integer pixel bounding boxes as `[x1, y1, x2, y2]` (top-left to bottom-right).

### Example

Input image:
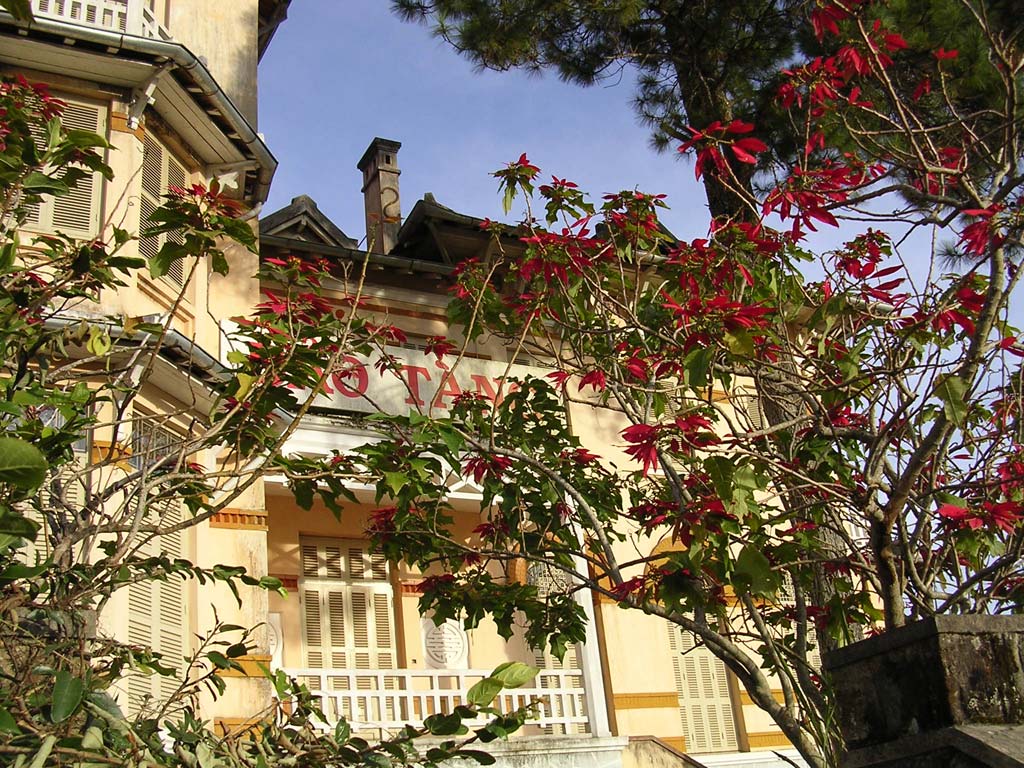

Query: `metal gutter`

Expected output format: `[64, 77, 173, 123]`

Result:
[0, 12, 278, 203]
[43, 314, 227, 385]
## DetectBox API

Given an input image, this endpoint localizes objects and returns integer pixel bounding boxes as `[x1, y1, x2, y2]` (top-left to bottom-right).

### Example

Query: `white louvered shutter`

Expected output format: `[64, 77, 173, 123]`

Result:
[23, 99, 106, 236]
[139, 134, 188, 286]
[669, 625, 739, 753]
[299, 539, 396, 670]
[732, 389, 766, 432]
[126, 497, 188, 713]
[125, 421, 189, 715]
[299, 538, 397, 725]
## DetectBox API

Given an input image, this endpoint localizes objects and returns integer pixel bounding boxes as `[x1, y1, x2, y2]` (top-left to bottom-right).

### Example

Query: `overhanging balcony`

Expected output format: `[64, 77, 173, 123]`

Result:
[30, 0, 171, 40]
[282, 667, 590, 737]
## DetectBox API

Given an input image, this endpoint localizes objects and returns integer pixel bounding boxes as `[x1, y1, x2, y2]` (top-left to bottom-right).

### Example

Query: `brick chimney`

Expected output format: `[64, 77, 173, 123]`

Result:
[357, 138, 402, 254]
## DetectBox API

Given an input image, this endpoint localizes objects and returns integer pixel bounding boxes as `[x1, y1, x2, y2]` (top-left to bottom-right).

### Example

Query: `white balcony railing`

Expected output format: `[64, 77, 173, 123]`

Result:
[282, 667, 590, 736]
[29, 0, 172, 41]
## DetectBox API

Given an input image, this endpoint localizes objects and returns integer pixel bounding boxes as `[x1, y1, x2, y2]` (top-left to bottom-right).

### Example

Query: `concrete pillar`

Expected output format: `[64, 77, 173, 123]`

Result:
[826, 616, 1024, 767]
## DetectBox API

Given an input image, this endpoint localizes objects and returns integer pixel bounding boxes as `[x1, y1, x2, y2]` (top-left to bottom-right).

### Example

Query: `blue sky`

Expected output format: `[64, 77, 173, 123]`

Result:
[257, 0, 711, 245]
[253, 1, 956, 281]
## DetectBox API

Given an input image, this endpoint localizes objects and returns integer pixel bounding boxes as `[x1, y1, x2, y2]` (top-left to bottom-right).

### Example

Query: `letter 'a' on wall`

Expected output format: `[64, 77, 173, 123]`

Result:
[669, 624, 739, 753]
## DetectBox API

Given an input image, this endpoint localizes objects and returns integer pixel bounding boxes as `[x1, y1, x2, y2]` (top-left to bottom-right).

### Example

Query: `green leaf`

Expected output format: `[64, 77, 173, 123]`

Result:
[724, 330, 754, 357]
[22, 171, 67, 195]
[466, 676, 503, 706]
[0, 561, 47, 580]
[0, 437, 48, 490]
[458, 750, 497, 765]
[685, 346, 714, 389]
[0, 707, 19, 734]
[704, 455, 734, 501]
[425, 711, 466, 736]
[935, 375, 968, 426]
[210, 250, 230, 276]
[0, 511, 39, 544]
[733, 545, 780, 597]
[86, 326, 112, 357]
[148, 242, 189, 279]
[489, 661, 538, 689]
[207, 651, 232, 669]
[235, 373, 255, 400]
[384, 471, 408, 495]
[438, 426, 465, 455]
[51, 670, 85, 723]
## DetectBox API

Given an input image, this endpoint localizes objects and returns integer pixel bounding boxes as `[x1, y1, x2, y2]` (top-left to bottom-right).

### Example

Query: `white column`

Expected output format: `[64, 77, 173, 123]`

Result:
[573, 552, 611, 737]
[125, 0, 144, 36]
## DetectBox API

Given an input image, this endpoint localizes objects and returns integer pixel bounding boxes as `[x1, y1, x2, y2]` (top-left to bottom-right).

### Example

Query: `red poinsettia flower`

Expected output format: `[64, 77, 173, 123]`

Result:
[622, 423, 661, 475]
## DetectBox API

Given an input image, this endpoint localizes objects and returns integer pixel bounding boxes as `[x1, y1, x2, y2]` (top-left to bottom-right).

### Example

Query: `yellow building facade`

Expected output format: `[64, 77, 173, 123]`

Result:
[256, 141, 807, 768]
[1, 4, 805, 767]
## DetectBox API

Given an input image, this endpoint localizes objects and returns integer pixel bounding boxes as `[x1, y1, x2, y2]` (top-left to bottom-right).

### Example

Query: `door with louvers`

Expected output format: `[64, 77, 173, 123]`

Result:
[669, 624, 739, 753]
[299, 537, 397, 726]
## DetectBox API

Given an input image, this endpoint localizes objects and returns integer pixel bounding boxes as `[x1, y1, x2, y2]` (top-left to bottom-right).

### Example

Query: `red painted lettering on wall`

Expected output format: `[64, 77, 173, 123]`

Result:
[403, 365, 432, 406]
[469, 374, 505, 406]
[330, 355, 369, 397]
[432, 366, 463, 409]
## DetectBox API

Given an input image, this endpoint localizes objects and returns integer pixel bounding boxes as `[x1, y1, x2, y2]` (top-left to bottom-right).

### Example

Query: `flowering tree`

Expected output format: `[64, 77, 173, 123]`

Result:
[287, 2, 1024, 765]
[0, 75, 535, 768]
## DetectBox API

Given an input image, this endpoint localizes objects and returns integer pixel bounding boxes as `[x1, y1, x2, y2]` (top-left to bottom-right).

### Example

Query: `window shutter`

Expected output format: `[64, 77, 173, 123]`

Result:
[299, 538, 396, 671]
[126, 497, 188, 713]
[23, 98, 105, 236]
[140, 134, 189, 286]
[669, 625, 739, 753]
[19, 453, 87, 566]
[125, 419, 189, 715]
[733, 389, 766, 432]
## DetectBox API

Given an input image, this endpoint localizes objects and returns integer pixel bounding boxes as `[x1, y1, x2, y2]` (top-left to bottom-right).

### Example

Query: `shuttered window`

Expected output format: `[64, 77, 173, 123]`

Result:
[732, 388, 766, 432]
[299, 538, 398, 725]
[669, 624, 739, 753]
[299, 538, 395, 671]
[23, 98, 106, 236]
[18, 408, 89, 566]
[139, 134, 188, 286]
[125, 419, 189, 714]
